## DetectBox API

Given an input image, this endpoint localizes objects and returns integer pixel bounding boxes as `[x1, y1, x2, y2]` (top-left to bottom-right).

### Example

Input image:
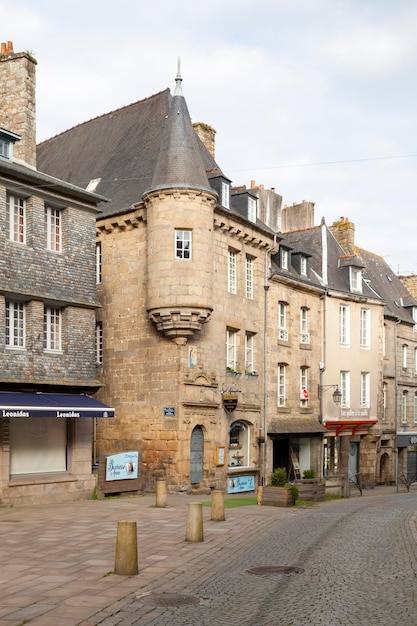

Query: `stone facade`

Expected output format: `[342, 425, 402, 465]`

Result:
[0, 43, 105, 505]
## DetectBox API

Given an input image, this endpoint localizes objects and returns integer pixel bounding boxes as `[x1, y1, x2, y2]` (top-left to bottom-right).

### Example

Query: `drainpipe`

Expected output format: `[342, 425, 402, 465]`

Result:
[262, 235, 277, 486]
[394, 317, 401, 492]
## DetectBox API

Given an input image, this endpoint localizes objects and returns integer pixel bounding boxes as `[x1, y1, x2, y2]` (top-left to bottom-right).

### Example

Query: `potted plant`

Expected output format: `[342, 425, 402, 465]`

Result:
[261, 468, 299, 507]
[226, 366, 241, 377]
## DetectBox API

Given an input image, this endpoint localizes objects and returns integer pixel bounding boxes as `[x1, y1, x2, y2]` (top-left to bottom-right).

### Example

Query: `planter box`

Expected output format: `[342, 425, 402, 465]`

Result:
[261, 486, 295, 507]
[297, 481, 325, 502]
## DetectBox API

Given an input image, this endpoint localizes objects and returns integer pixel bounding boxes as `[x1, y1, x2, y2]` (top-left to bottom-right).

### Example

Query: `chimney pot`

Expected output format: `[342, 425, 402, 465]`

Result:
[250, 180, 255, 188]
[7, 41, 13, 53]
[1, 43, 6, 54]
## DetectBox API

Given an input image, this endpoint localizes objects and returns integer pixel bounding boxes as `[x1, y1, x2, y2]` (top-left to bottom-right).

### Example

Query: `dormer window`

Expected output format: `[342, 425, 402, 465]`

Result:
[221, 181, 230, 209]
[350, 267, 362, 293]
[0, 128, 20, 162]
[300, 255, 307, 276]
[0, 137, 11, 160]
[248, 196, 257, 223]
[281, 248, 289, 270]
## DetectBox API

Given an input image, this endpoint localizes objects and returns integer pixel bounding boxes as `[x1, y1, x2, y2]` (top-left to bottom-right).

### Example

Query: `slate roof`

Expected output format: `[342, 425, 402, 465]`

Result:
[37, 86, 221, 218]
[349, 246, 417, 323]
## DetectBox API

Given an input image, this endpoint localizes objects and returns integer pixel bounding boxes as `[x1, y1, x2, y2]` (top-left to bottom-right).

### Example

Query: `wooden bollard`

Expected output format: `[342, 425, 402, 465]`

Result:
[114, 520, 138, 576]
[185, 502, 204, 542]
[211, 490, 225, 521]
[155, 479, 167, 508]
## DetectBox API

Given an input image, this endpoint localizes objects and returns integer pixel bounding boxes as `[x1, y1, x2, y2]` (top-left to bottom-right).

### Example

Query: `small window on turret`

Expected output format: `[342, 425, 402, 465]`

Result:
[175, 229, 192, 259]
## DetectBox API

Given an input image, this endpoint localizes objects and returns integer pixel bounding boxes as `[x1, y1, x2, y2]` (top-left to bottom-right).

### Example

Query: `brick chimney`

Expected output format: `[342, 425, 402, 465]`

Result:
[0, 42, 37, 169]
[329, 217, 355, 252]
[193, 122, 216, 159]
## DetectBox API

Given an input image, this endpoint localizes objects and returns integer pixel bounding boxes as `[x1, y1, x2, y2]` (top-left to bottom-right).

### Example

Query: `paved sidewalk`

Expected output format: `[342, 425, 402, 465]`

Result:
[0, 485, 413, 626]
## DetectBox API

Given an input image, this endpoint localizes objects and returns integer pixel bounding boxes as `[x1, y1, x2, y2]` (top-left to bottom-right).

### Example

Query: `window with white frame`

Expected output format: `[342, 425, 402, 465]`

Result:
[350, 267, 362, 293]
[96, 242, 102, 284]
[382, 383, 387, 421]
[281, 248, 289, 270]
[300, 366, 309, 405]
[339, 304, 350, 346]
[278, 301, 288, 341]
[360, 308, 370, 348]
[0, 137, 11, 160]
[245, 256, 254, 299]
[402, 344, 408, 371]
[300, 255, 307, 276]
[226, 327, 238, 371]
[45, 205, 62, 252]
[300, 307, 309, 344]
[5, 301, 25, 348]
[6, 193, 26, 243]
[175, 229, 192, 259]
[44, 307, 61, 352]
[221, 181, 230, 209]
[340, 371, 350, 408]
[402, 390, 408, 424]
[228, 421, 249, 468]
[414, 393, 417, 424]
[228, 250, 238, 294]
[245, 333, 255, 374]
[360, 372, 370, 408]
[278, 364, 287, 407]
[96, 322, 103, 365]
[248, 196, 257, 223]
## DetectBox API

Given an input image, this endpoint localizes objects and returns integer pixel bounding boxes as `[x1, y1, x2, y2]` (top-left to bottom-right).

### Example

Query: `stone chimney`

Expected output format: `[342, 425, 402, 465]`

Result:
[193, 122, 216, 159]
[329, 217, 355, 252]
[0, 41, 37, 169]
[281, 200, 315, 233]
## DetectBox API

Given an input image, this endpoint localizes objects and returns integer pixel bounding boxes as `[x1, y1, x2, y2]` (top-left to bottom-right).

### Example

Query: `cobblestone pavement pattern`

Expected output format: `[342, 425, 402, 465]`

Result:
[1, 487, 417, 625]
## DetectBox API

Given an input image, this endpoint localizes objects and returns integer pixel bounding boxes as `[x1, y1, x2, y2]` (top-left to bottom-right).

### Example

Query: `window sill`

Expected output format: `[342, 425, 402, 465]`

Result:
[9, 473, 76, 487]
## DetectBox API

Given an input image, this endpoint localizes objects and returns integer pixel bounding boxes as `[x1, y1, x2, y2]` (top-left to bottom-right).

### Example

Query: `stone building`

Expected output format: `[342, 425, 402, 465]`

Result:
[282, 217, 385, 489]
[0, 42, 113, 505]
[36, 61, 417, 495]
[38, 69, 333, 494]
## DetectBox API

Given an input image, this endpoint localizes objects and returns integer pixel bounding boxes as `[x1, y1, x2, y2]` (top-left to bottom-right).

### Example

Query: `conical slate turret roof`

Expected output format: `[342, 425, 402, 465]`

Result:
[145, 67, 213, 195]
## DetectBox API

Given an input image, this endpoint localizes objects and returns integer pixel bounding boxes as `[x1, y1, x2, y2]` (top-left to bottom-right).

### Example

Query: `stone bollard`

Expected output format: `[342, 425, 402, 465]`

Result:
[155, 479, 167, 508]
[211, 489, 225, 521]
[257, 485, 263, 505]
[185, 502, 204, 542]
[114, 520, 138, 576]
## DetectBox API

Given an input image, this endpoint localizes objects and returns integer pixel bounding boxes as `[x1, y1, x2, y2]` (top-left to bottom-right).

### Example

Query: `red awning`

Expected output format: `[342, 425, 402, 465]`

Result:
[324, 419, 378, 436]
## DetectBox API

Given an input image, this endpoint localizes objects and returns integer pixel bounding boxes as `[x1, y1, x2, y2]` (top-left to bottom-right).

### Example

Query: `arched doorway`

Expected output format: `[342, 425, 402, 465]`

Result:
[379, 452, 390, 484]
[190, 425, 204, 484]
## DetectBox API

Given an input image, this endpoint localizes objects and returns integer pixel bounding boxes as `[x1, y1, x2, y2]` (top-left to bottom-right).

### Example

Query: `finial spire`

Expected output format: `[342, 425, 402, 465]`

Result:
[174, 56, 183, 96]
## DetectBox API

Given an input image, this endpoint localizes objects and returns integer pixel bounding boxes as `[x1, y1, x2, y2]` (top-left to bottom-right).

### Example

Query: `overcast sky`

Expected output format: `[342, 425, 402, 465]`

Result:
[2, 0, 417, 274]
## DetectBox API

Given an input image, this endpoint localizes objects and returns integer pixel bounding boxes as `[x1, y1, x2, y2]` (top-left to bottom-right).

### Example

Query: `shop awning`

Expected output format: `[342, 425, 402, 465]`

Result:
[0, 392, 115, 418]
[268, 418, 327, 435]
[324, 419, 378, 436]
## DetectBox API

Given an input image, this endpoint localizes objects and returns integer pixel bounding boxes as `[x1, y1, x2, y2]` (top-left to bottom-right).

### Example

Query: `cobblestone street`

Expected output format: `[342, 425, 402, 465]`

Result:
[1, 488, 417, 625]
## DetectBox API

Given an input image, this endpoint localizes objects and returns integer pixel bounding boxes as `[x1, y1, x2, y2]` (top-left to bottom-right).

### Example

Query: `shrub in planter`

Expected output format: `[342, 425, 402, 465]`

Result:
[302, 468, 316, 480]
[262, 467, 299, 507]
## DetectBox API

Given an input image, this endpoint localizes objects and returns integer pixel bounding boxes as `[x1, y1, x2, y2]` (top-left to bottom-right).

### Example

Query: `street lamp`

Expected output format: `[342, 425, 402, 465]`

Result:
[318, 384, 342, 405]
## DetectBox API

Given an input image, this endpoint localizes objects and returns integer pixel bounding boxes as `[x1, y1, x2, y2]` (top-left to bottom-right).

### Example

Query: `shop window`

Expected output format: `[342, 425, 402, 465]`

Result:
[228, 421, 249, 467]
[10, 418, 68, 476]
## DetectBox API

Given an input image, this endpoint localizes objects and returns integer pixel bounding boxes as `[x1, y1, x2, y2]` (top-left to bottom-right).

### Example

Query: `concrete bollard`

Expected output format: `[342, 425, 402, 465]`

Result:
[211, 489, 225, 521]
[257, 485, 263, 505]
[185, 502, 204, 542]
[155, 479, 167, 508]
[114, 520, 138, 576]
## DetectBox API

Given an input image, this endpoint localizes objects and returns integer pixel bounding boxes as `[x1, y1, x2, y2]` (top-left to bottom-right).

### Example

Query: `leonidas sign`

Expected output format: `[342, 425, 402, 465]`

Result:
[223, 393, 239, 413]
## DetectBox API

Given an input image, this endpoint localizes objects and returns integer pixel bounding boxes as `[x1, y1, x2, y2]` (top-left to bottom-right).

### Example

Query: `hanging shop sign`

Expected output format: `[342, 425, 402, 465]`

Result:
[223, 393, 239, 413]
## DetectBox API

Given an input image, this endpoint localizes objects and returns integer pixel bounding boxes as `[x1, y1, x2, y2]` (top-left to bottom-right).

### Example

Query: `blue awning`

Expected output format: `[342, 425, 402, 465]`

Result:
[0, 392, 114, 418]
